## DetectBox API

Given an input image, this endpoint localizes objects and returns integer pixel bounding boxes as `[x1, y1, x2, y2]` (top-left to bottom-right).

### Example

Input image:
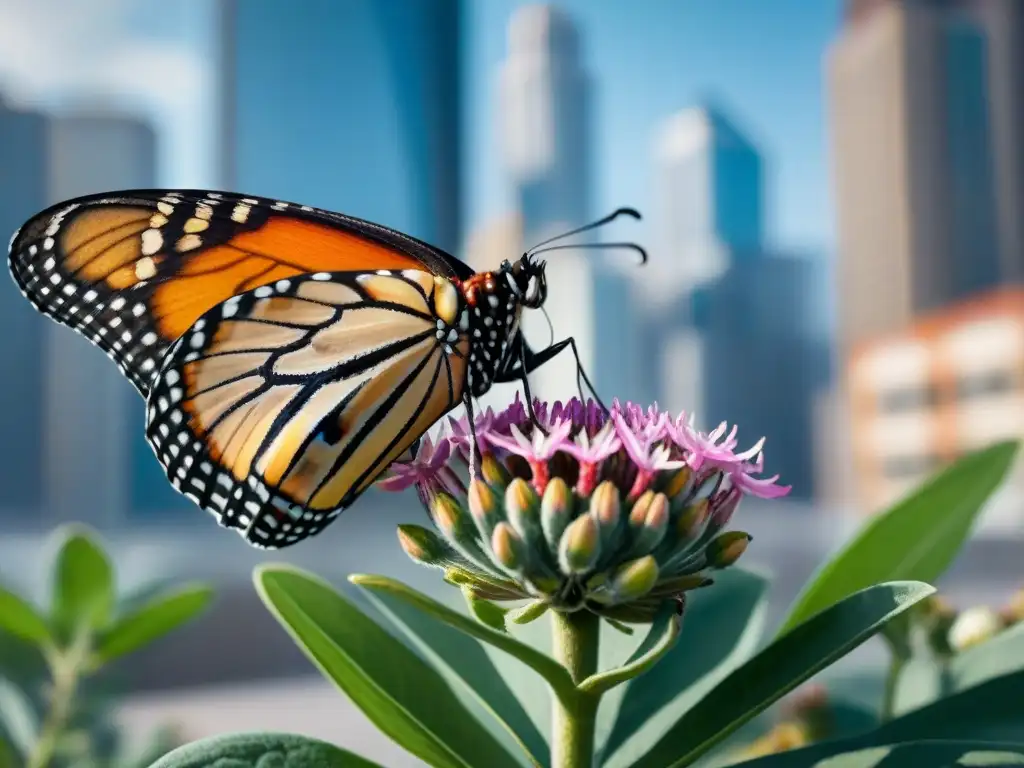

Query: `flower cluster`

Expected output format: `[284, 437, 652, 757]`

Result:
[377, 395, 790, 623]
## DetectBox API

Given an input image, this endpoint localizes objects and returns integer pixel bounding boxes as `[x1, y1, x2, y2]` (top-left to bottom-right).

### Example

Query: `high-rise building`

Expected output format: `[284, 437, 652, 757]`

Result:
[0, 97, 48, 521]
[44, 110, 167, 524]
[692, 255, 826, 500]
[498, 4, 643, 405]
[222, 0, 462, 254]
[652, 104, 764, 291]
[827, 0, 1003, 355]
[974, 0, 1024, 283]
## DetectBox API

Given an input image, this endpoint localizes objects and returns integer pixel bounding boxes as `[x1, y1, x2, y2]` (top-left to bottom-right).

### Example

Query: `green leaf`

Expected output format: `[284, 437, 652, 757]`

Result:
[0, 736, 16, 768]
[870, 669, 1024, 744]
[349, 574, 575, 702]
[579, 602, 681, 696]
[598, 568, 769, 768]
[147, 731, 383, 767]
[359, 581, 549, 767]
[777, 441, 1019, 637]
[0, 677, 37, 758]
[93, 583, 213, 665]
[630, 581, 935, 768]
[255, 565, 522, 768]
[49, 525, 116, 640]
[461, 588, 509, 633]
[728, 740, 1024, 767]
[0, 584, 52, 647]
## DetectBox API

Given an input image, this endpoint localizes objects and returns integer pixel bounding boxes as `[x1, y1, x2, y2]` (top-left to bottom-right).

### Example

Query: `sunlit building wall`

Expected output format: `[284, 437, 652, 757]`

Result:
[498, 3, 643, 404]
[0, 97, 47, 520]
[224, 0, 462, 254]
[848, 288, 1024, 529]
[43, 110, 171, 525]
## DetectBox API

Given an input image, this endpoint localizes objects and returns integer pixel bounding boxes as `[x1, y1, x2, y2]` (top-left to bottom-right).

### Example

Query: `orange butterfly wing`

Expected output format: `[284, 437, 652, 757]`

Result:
[8, 190, 472, 397]
[146, 269, 470, 547]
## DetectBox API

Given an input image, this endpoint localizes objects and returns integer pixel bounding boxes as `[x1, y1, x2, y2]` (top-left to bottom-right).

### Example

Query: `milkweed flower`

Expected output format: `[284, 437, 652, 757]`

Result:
[378, 396, 790, 623]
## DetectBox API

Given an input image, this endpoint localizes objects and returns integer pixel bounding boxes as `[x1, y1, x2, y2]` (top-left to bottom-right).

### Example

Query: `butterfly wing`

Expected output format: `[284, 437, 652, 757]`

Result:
[146, 268, 471, 548]
[8, 189, 474, 397]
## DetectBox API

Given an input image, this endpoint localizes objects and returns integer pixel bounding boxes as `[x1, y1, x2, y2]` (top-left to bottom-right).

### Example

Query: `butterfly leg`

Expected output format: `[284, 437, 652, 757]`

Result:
[514, 337, 608, 414]
[516, 341, 543, 428]
[462, 393, 483, 478]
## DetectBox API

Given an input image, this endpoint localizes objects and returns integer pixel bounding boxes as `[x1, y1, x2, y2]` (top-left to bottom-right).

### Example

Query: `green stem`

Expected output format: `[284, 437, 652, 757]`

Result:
[26, 641, 87, 768]
[880, 652, 907, 723]
[550, 609, 601, 768]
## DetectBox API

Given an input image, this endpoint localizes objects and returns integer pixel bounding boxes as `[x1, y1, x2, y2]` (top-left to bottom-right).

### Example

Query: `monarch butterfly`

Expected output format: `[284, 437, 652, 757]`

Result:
[8, 189, 644, 548]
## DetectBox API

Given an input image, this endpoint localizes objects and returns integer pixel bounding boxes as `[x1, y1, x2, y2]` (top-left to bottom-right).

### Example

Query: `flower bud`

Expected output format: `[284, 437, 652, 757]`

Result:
[948, 606, 1003, 652]
[431, 492, 474, 543]
[590, 480, 622, 531]
[558, 513, 601, 574]
[396, 525, 451, 566]
[505, 477, 541, 536]
[675, 498, 709, 541]
[541, 476, 573, 551]
[491, 522, 527, 571]
[606, 556, 659, 603]
[706, 531, 752, 569]
[628, 490, 655, 528]
[663, 466, 692, 500]
[468, 478, 501, 539]
[480, 452, 511, 488]
[628, 492, 669, 555]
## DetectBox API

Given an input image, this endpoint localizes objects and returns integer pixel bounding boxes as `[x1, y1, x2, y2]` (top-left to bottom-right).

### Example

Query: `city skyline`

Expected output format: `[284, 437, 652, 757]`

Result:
[0, 0, 844, 258]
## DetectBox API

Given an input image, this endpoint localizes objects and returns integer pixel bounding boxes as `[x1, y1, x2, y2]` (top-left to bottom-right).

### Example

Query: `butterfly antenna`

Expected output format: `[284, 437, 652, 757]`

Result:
[527, 241, 648, 265]
[526, 207, 641, 255]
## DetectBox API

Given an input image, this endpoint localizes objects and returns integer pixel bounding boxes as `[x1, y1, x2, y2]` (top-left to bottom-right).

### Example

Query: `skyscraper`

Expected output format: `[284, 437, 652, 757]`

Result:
[975, 0, 1024, 283]
[648, 103, 767, 422]
[498, 4, 643, 404]
[693, 255, 825, 500]
[222, 0, 462, 254]
[652, 104, 765, 291]
[0, 97, 48, 520]
[827, 0, 1003, 355]
[45, 109, 163, 525]
[649, 102, 823, 498]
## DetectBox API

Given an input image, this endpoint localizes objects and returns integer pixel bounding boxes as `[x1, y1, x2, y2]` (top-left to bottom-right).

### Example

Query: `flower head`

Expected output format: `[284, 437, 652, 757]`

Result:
[377, 397, 789, 623]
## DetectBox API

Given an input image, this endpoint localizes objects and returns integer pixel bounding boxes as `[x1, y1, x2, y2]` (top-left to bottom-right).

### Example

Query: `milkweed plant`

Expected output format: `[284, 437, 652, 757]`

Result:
[143, 395, 1021, 768]
[0, 525, 213, 768]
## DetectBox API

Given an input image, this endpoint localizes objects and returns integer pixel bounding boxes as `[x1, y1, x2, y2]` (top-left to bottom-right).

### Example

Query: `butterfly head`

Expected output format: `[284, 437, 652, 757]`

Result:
[501, 254, 547, 310]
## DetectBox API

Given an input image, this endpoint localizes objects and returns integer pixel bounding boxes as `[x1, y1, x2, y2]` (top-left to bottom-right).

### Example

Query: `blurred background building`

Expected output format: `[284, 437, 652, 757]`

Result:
[0, 0, 1021, 761]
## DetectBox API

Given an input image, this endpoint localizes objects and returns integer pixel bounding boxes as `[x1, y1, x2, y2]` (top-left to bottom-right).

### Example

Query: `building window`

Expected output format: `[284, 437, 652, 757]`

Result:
[875, 386, 938, 414]
[880, 454, 941, 480]
[955, 370, 1019, 400]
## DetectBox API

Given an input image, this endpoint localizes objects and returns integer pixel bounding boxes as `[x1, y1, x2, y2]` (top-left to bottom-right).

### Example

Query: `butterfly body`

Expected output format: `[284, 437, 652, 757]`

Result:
[8, 189, 564, 548]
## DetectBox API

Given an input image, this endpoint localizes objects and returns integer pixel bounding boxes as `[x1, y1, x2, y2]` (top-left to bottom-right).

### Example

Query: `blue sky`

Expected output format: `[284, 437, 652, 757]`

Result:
[464, 0, 843, 255]
[0, 0, 842, 254]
